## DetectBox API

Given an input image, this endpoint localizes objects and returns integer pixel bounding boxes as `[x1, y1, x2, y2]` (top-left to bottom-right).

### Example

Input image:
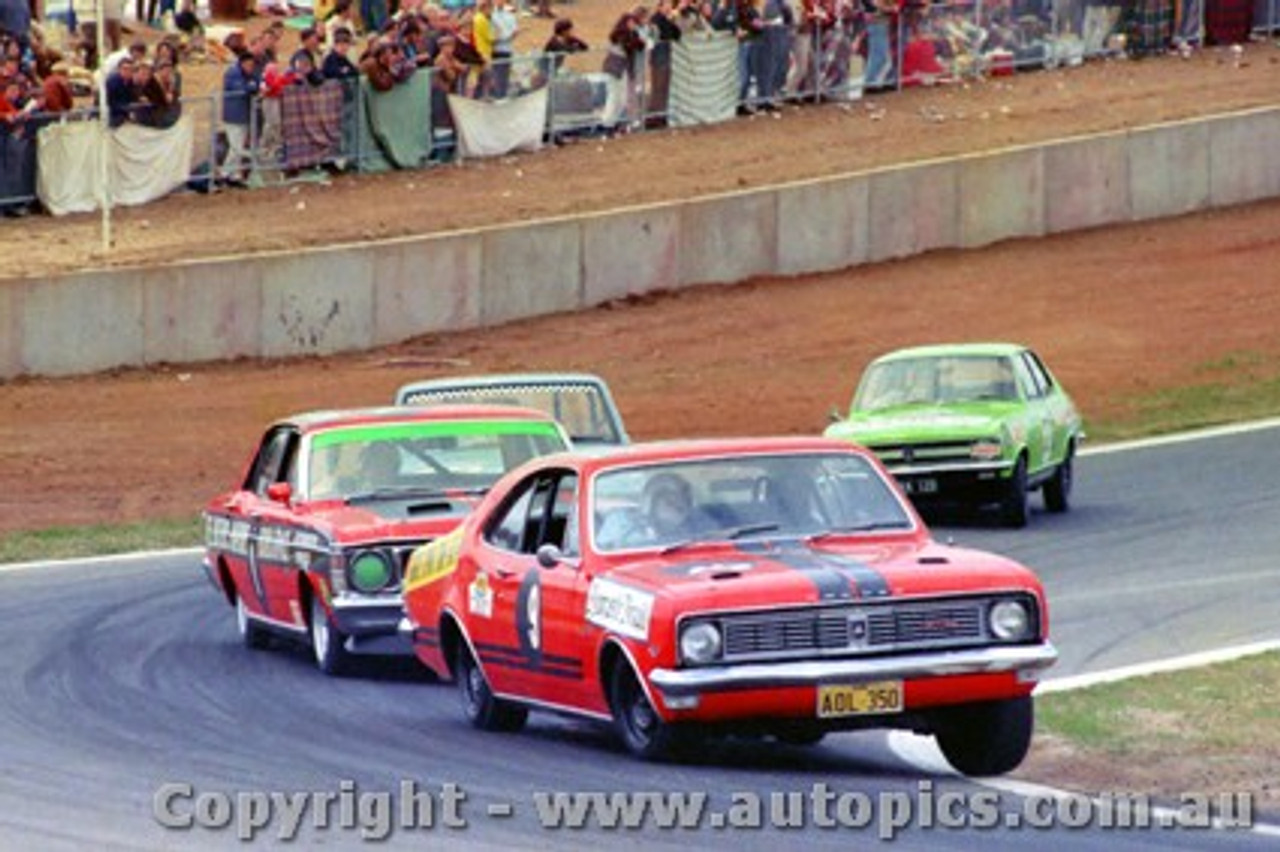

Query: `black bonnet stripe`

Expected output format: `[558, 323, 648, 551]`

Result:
[736, 540, 892, 600]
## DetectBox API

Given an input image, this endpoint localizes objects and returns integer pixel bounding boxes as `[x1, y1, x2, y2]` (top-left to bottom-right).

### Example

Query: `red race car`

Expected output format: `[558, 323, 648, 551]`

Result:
[401, 437, 1057, 773]
[202, 405, 570, 674]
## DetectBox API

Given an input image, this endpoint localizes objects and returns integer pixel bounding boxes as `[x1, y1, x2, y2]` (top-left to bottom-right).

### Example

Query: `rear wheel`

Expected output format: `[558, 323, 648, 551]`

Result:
[998, 456, 1029, 529]
[609, 662, 688, 761]
[235, 592, 269, 650]
[310, 596, 352, 676]
[1043, 442, 1074, 513]
[455, 642, 527, 732]
[933, 696, 1034, 776]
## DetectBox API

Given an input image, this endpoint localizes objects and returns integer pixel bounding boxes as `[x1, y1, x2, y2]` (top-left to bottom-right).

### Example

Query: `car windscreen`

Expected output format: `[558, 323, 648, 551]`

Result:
[399, 383, 620, 444]
[855, 355, 1018, 411]
[591, 452, 912, 552]
[306, 420, 568, 502]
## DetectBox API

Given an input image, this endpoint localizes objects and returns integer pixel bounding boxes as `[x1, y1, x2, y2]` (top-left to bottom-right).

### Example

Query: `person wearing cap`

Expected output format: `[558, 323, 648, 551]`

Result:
[322, 27, 359, 79]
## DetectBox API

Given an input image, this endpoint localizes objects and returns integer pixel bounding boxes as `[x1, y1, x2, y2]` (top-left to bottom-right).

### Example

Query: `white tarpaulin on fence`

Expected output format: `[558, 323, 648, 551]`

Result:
[449, 87, 548, 160]
[669, 32, 739, 128]
[36, 116, 195, 216]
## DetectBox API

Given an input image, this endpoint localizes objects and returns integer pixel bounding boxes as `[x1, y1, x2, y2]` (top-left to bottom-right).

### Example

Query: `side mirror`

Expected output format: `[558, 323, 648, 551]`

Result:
[266, 482, 292, 504]
[828, 406, 844, 424]
[536, 543, 578, 570]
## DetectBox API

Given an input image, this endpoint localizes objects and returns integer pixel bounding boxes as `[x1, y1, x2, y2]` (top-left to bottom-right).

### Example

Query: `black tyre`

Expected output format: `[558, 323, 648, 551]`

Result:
[998, 455, 1029, 529]
[1043, 442, 1074, 513]
[608, 662, 688, 761]
[933, 696, 1034, 776]
[309, 596, 353, 676]
[234, 592, 269, 650]
[455, 642, 527, 732]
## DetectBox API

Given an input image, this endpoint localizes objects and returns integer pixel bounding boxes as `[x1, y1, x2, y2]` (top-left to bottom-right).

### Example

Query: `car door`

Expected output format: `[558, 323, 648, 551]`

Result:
[237, 426, 306, 626]
[472, 469, 589, 707]
[1014, 352, 1056, 475]
[1024, 349, 1075, 461]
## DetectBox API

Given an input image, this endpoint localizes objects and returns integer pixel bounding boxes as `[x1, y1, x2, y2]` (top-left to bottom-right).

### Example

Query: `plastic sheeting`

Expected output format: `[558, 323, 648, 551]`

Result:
[37, 116, 195, 216]
[357, 74, 433, 173]
[448, 87, 548, 160]
[669, 32, 739, 129]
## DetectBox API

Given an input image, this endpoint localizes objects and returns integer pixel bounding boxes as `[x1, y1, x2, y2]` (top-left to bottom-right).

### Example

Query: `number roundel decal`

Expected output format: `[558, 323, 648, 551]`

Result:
[515, 570, 542, 667]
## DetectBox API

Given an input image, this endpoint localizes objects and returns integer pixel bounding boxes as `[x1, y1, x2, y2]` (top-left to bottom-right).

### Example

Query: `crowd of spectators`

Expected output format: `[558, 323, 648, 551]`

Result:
[0, 0, 1271, 211]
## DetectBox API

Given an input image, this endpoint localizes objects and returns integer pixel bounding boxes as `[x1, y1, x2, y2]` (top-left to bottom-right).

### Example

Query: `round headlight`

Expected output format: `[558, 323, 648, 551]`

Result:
[679, 622, 722, 665]
[349, 550, 393, 593]
[989, 600, 1031, 641]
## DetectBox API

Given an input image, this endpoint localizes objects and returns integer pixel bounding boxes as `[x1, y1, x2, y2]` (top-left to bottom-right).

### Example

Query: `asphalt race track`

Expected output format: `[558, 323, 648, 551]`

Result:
[2, 425, 1278, 851]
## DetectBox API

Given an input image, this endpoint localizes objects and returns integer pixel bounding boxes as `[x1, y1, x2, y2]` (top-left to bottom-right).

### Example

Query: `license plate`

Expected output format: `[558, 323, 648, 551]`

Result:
[817, 681, 904, 718]
[904, 478, 938, 495]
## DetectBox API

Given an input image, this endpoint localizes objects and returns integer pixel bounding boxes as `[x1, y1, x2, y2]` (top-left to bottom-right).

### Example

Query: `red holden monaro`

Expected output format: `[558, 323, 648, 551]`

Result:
[201, 405, 570, 675]
[400, 437, 1058, 773]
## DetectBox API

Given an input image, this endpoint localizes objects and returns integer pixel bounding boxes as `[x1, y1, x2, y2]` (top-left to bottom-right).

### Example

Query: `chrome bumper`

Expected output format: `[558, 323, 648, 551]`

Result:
[649, 642, 1058, 699]
[884, 460, 1012, 477]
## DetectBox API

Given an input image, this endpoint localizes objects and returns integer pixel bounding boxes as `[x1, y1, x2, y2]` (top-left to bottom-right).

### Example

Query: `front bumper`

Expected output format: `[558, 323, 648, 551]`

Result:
[331, 595, 412, 654]
[649, 642, 1058, 699]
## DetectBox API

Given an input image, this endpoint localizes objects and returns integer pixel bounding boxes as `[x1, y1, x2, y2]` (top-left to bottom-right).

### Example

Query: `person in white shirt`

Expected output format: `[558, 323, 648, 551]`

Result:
[489, 0, 518, 98]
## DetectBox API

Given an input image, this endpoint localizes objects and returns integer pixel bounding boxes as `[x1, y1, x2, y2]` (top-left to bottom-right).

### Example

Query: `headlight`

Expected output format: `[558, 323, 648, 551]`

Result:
[970, 439, 1003, 461]
[989, 600, 1032, 641]
[679, 622, 722, 665]
[348, 549, 394, 594]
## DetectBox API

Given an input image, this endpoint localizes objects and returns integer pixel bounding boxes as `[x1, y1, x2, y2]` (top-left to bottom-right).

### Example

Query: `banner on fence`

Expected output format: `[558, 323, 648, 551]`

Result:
[359, 74, 434, 173]
[669, 32, 738, 128]
[37, 116, 194, 216]
[449, 87, 548, 159]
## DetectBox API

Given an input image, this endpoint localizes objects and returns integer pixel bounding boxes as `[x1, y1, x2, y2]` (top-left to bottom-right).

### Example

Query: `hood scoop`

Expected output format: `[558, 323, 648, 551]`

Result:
[917, 555, 950, 565]
[407, 500, 458, 515]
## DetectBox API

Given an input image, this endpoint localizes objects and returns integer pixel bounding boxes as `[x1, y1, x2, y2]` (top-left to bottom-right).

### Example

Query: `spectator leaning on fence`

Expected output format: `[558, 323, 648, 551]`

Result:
[105, 55, 135, 127]
[220, 49, 259, 186]
[323, 27, 360, 79]
[542, 16, 586, 77]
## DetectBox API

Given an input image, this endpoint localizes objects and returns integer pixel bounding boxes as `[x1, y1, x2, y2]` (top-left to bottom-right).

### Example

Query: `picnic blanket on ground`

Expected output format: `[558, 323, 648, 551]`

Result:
[448, 87, 547, 159]
[281, 81, 343, 171]
[669, 32, 738, 128]
[357, 73, 433, 173]
[37, 116, 194, 215]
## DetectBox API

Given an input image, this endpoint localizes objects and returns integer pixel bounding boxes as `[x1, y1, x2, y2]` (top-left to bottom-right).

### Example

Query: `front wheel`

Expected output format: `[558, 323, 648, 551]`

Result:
[310, 596, 353, 676]
[998, 456, 1029, 529]
[1043, 442, 1074, 513]
[235, 592, 269, 650]
[932, 696, 1034, 776]
[455, 642, 527, 732]
[609, 662, 688, 761]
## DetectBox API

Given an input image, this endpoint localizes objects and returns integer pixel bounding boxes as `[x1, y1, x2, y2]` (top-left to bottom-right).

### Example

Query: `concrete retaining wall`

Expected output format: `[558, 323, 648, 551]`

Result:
[3, 106, 1278, 380]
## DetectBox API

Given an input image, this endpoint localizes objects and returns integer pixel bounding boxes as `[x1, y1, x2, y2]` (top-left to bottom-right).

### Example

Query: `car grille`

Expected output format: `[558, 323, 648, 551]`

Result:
[717, 598, 1000, 663]
[868, 441, 977, 466]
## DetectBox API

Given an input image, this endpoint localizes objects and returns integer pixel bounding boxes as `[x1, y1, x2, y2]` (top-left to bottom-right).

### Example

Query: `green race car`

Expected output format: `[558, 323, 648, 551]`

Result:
[824, 343, 1084, 527]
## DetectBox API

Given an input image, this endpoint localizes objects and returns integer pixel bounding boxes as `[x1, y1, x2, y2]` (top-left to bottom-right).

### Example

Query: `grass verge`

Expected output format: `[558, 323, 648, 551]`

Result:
[1024, 651, 1280, 815]
[0, 517, 203, 565]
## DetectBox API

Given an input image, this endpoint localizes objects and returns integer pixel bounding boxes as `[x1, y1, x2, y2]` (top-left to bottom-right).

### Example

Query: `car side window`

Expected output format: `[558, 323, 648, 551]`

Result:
[247, 428, 297, 496]
[1023, 351, 1055, 393]
[1015, 355, 1046, 400]
[485, 478, 538, 553]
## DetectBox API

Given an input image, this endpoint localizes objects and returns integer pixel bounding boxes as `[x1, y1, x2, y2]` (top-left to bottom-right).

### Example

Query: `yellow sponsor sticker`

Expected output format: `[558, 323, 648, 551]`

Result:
[404, 529, 463, 593]
[816, 681, 903, 718]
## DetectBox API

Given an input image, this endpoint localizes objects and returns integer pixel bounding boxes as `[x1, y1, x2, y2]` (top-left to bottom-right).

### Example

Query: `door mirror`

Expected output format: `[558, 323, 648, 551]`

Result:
[536, 543, 579, 570]
[828, 406, 844, 424]
[266, 482, 293, 504]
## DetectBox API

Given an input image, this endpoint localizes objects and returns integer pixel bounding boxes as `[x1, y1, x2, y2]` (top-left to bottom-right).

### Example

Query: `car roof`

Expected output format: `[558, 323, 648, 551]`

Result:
[396, 372, 610, 399]
[282, 404, 560, 433]
[870, 342, 1027, 363]
[535, 436, 870, 472]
